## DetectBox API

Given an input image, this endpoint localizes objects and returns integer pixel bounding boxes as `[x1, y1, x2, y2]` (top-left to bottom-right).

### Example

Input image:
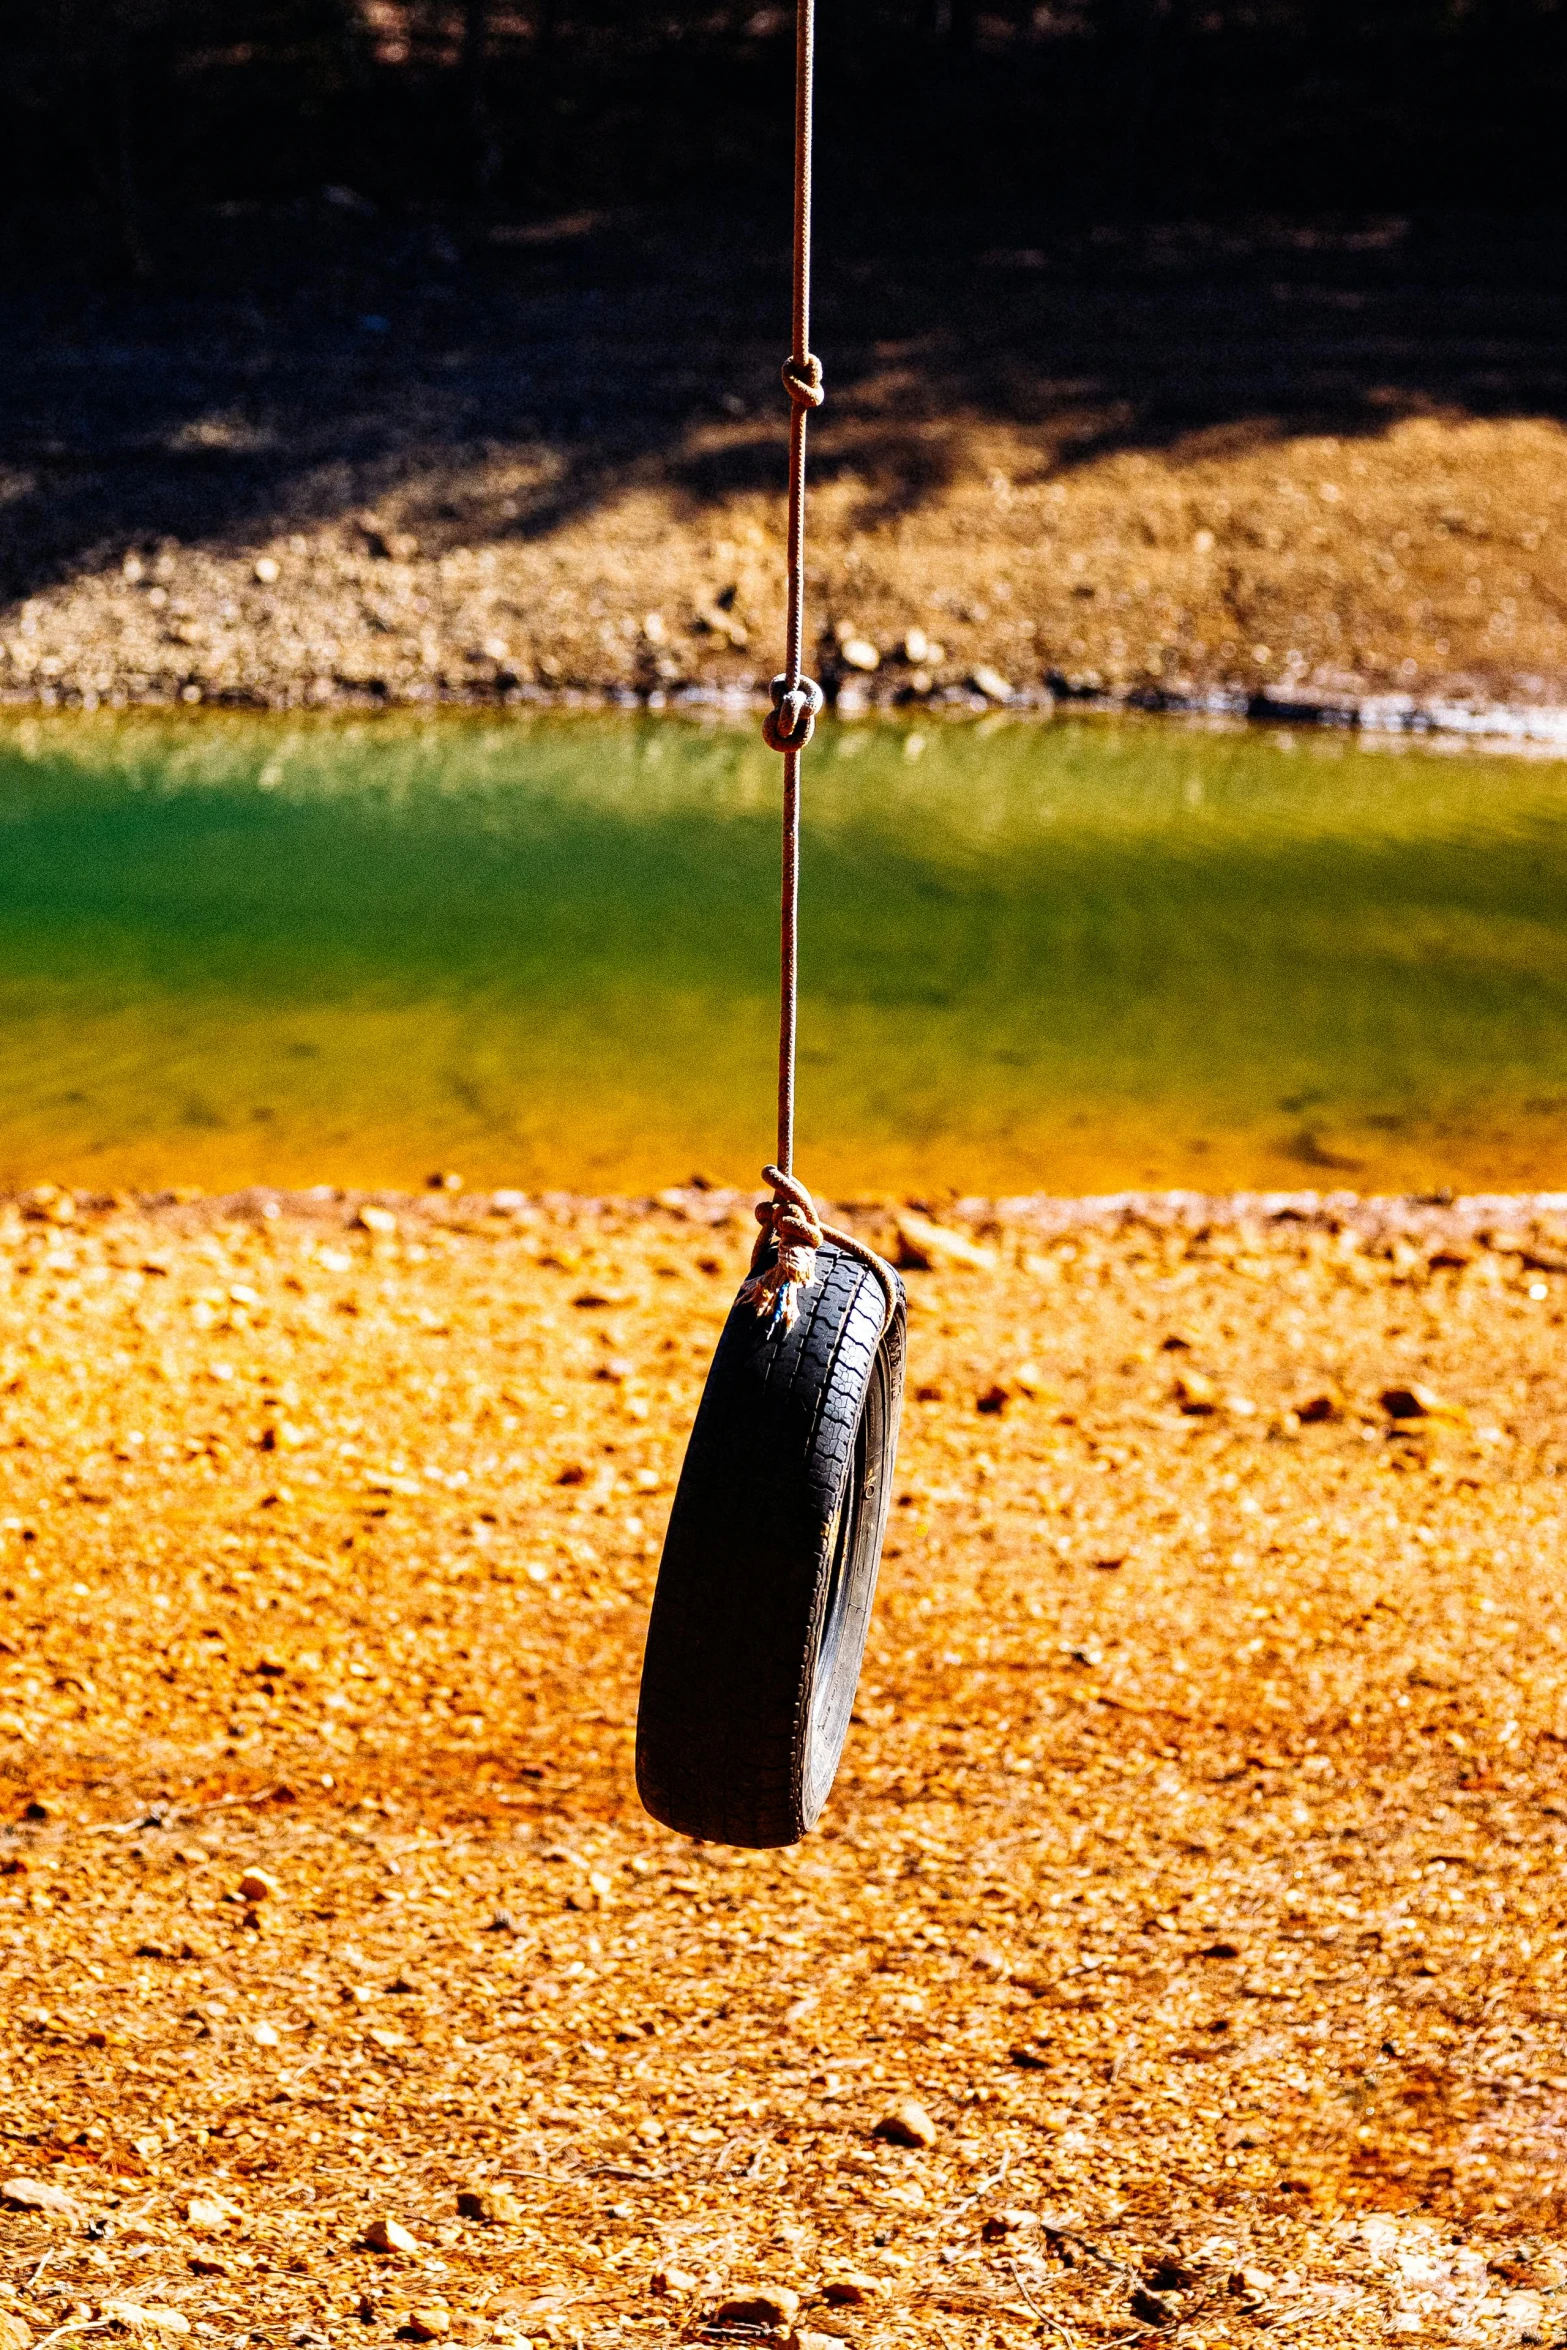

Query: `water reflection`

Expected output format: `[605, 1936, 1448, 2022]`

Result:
[0, 708, 1564, 1194]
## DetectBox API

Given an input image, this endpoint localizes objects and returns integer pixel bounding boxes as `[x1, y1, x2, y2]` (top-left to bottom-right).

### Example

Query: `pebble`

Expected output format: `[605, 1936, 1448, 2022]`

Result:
[1230, 2268, 1277, 2298]
[649, 2268, 699, 2296]
[1, 2177, 83, 2222]
[873, 2096, 939, 2148]
[1295, 1387, 1344, 1422]
[714, 2285, 800, 2327]
[823, 2271, 885, 2304]
[365, 2218, 420, 2257]
[356, 1203, 398, 1234]
[251, 2021, 280, 2046]
[981, 2210, 1040, 2240]
[1173, 1369, 1217, 1414]
[1381, 1381, 1465, 1422]
[1130, 2285, 1181, 2327]
[238, 1869, 280, 1904]
[839, 637, 880, 672]
[970, 665, 1013, 700]
[184, 2197, 236, 2231]
[403, 2309, 449, 2340]
[456, 2185, 521, 2225]
[893, 1211, 997, 1272]
[253, 557, 281, 585]
[102, 2305, 190, 2335]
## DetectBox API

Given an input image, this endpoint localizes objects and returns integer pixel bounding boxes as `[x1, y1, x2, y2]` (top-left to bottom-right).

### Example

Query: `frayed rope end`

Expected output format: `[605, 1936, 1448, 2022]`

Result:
[741, 1165, 824, 1334]
[741, 1164, 903, 1343]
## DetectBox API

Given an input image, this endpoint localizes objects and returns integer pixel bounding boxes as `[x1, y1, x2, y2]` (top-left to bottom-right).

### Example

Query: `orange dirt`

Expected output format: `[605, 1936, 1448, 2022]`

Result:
[3, 1183, 1567, 2346]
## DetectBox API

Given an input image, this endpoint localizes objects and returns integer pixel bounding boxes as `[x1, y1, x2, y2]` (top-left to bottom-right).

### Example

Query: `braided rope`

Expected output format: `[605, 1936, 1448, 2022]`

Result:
[743, 0, 867, 1342]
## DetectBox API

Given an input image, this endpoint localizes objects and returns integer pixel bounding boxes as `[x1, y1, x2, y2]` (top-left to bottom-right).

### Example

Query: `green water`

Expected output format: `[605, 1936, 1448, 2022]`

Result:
[1, 707, 1565, 1196]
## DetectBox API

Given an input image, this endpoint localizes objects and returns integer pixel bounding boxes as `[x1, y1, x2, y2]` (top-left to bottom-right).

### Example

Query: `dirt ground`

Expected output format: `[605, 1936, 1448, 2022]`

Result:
[3, 1181, 1567, 2347]
[4, 207, 1567, 727]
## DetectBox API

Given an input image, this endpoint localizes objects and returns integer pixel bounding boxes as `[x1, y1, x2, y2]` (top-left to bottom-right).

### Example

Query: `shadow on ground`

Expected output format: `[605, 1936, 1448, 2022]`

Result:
[2, 201, 1565, 604]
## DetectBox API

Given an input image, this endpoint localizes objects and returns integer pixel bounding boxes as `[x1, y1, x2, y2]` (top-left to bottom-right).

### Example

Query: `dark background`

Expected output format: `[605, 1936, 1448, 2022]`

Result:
[4, 1, 1564, 277]
[2, 4, 1563, 628]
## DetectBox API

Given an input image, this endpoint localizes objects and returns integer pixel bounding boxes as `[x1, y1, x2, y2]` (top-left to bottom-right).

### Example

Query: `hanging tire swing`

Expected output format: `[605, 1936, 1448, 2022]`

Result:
[635, 0, 906, 1849]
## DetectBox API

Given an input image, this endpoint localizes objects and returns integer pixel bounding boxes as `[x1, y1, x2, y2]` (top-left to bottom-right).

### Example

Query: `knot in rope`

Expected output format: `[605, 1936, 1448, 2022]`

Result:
[763, 671, 824, 755]
[781, 351, 825, 410]
[740, 1163, 902, 1341]
[741, 1163, 823, 1334]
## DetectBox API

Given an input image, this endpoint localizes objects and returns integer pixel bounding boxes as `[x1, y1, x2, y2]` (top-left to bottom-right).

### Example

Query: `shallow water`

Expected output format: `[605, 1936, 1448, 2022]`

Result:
[2, 708, 1566, 1196]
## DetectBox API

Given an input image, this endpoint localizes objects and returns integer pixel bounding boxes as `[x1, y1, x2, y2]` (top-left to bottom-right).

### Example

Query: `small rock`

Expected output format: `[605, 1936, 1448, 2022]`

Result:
[402, 2310, 449, 2341]
[455, 2186, 520, 2225]
[253, 557, 281, 585]
[251, 2021, 280, 2046]
[1145, 2256, 1199, 2292]
[714, 2285, 800, 2328]
[823, 2272, 885, 2304]
[903, 627, 930, 663]
[1, 2177, 83, 2222]
[839, 637, 880, 673]
[185, 2197, 237, 2232]
[649, 2267, 699, 2296]
[873, 2096, 939, 2149]
[1381, 1382, 1466, 1424]
[975, 1382, 1010, 1415]
[981, 2211, 1040, 2242]
[1229, 2268, 1276, 2299]
[970, 665, 1013, 701]
[356, 1204, 398, 1235]
[1129, 2286, 1181, 2328]
[1173, 1370, 1217, 1414]
[364, 2218, 420, 2257]
[425, 1171, 463, 1192]
[893, 1211, 997, 1272]
[238, 1870, 279, 1904]
[1295, 1387, 1343, 1422]
[1008, 2044, 1051, 2070]
[103, 2306, 190, 2336]
[22, 1186, 74, 1227]
[0, 2312, 33, 2350]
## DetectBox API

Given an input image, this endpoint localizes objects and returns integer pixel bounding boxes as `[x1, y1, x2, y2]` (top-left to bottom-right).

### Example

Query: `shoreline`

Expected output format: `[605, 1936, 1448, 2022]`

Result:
[7, 205, 1567, 748]
[8, 671, 1567, 749]
[13, 1178, 1567, 1239]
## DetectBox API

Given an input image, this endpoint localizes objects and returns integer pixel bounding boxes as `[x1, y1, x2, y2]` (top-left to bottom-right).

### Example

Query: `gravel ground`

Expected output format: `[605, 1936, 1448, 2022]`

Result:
[3, 1182, 1567, 2348]
[4, 206, 1567, 731]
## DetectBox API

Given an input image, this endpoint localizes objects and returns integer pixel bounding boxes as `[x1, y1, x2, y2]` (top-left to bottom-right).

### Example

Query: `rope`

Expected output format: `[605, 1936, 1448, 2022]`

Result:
[741, 1167, 902, 1340]
[744, 1, 898, 1343]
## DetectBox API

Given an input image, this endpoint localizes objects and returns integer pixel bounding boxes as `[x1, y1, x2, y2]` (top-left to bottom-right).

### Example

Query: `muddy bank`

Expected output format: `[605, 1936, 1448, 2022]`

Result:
[3, 207, 1566, 730]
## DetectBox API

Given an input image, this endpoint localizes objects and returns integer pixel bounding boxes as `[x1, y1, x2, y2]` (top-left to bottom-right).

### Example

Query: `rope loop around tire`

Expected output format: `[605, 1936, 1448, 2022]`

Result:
[762, 672, 824, 755]
[740, 1163, 902, 1339]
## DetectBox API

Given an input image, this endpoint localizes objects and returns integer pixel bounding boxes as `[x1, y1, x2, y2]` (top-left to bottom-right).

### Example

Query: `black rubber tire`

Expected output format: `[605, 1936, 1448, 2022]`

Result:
[635, 1241, 906, 1848]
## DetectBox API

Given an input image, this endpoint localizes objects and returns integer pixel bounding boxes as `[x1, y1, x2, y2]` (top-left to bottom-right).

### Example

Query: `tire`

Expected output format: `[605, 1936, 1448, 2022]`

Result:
[636, 1240, 906, 1848]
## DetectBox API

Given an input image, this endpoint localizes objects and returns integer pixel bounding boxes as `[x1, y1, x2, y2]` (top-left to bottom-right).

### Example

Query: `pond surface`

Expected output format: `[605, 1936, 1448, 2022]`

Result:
[2, 708, 1566, 1197]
